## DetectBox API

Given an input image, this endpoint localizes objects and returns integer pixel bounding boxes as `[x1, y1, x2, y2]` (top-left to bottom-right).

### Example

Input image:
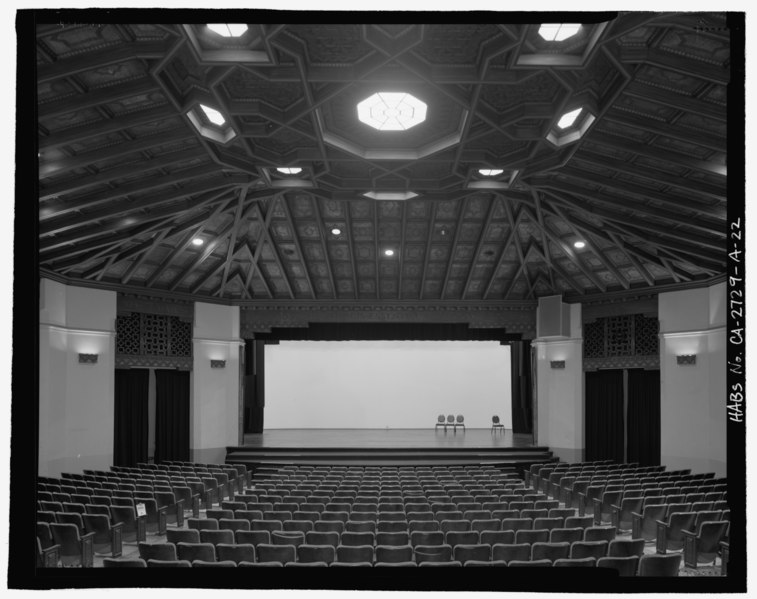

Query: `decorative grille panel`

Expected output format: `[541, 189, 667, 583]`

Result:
[583, 320, 604, 359]
[583, 313, 659, 365]
[606, 315, 634, 357]
[634, 314, 659, 356]
[116, 313, 192, 358]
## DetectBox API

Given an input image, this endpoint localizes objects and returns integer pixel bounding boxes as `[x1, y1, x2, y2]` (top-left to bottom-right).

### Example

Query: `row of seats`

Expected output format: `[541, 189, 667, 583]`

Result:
[102, 554, 682, 573]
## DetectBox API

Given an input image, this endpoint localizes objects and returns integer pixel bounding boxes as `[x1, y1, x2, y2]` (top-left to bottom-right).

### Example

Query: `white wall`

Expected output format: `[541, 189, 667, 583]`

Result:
[264, 341, 511, 429]
[39, 279, 116, 477]
[659, 282, 726, 476]
[534, 302, 583, 462]
[192, 302, 243, 463]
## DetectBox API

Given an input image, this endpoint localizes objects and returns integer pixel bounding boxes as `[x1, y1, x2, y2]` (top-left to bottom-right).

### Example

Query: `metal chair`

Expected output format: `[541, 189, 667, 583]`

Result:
[491, 415, 505, 434]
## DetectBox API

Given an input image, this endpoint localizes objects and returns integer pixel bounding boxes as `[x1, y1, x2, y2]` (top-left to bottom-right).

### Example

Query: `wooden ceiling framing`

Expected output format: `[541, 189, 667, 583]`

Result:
[35, 15, 732, 303]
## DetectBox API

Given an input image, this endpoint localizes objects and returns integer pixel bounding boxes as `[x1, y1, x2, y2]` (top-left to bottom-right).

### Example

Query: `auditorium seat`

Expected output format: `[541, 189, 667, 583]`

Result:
[501, 518, 533, 533]
[491, 543, 530, 564]
[597, 555, 639, 576]
[445, 530, 479, 547]
[508, 559, 552, 568]
[103, 558, 147, 568]
[553, 557, 596, 568]
[656, 511, 697, 554]
[414, 544, 453, 563]
[138, 542, 177, 562]
[206, 543, 251, 566]
[166, 528, 201, 545]
[583, 527, 617, 543]
[341, 531, 375, 547]
[409, 520, 439, 533]
[336, 544, 374, 563]
[631, 504, 667, 541]
[453, 544, 490, 564]
[570, 541, 608, 560]
[50, 523, 94, 567]
[638, 553, 681, 576]
[110, 505, 147, 544]
[298, 544, 336, 564]
[187, 518, 218, 532]
[82, 513, 123, 557]
[549, 528, 583, 545]
[682, 520, 729, 568]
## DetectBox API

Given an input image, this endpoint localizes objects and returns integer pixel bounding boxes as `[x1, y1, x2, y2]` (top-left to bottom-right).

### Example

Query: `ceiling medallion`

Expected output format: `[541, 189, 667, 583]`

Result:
[357, 92, 427, 131]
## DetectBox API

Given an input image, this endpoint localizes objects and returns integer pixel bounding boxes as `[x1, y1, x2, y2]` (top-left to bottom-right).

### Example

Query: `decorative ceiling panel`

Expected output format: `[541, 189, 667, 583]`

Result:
[34, 15, 732, 304]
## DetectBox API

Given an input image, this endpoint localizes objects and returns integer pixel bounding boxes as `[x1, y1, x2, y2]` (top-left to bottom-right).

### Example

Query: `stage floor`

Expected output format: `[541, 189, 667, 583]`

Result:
[242, 428, 535, 449]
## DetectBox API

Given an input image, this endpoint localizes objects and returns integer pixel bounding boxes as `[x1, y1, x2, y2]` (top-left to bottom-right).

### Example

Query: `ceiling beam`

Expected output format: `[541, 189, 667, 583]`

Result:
[310, 195, 338, 299]
[504, 201, 535, 300]
[440, 197, 471, 300]
[374, 200, 381, 300]
[396, 202, 408, 300]
[482, 207, 522, 300]
[550, 203, 630, 290]
[120, 228, 171, 285]
[39, 104, 178, 151]
[530, 191, 555, 291]
[38, 77, 160, 120]
[37, 40, 175, 83]
[572, 153, 725, 201]
[218, 186, 250, 297]
[279, 195, 316, 300]
[461, 198, 498, 300]
[39, 147, 207, 201]
[418, 201, 438, 301]
[145, 197, 236, 287]
[253, 199, 296, 299]
[537, 188, 725, 269]
[623, 83, 726, 123]
[586, 132, 726, 177]
[522, 205, 607, 293]
[83, 227, 172, 280]
[619, 47, 729, 86]
[40, 162, 223, 218]
[607, 232, 655, 287]
[242, 204, 278, 299]
[343, 201, 360, 300]
[40, 177, 246, 238]
[603, 110, 726, 153]
[39, 129, 195, 178]
[530, 241, 586, 296]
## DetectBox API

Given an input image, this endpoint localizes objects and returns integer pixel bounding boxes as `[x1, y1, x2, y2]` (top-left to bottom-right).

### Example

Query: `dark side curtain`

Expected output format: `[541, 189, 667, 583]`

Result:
[243, 340, 265, 434]
[627, 369, 661, 466]
[114, 368, 149, 467]
[585, 369, 625, 462]
[154, 369, 190, 463]
[510, 341, 533, 434]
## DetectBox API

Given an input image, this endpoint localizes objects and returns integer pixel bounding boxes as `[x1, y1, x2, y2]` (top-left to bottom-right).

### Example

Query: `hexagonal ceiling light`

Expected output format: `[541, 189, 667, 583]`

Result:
[357, 92, 427, 131]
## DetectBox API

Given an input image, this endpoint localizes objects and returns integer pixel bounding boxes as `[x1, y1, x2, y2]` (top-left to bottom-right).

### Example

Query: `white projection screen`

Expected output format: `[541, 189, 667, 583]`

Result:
[264, 340, 512, 429]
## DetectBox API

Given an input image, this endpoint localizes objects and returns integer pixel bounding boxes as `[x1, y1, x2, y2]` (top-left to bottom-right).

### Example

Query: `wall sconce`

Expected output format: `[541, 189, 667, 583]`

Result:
[550, 360, 566, 369]
[210, 360, 226, 369]
[78, 353, 98, 364]
[677, 354, 697, 366]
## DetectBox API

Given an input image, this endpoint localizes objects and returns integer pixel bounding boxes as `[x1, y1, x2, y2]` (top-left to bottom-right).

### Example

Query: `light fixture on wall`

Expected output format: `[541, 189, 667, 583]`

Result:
[78, 353, 98, 364]
[676, 354, 697, 366]
[210, 359, 226, 369]
[550, 360, 566, 369]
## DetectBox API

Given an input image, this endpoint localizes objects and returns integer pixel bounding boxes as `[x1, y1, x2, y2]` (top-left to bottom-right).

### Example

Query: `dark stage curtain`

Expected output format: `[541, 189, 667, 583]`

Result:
[154, 369, 190, 463]
[585, 369, 625, 462]
[510, 341, 533, 434]
[113, 368, 149, 467]
[627, 369, 661, 466]
[243, 340, 264, 434]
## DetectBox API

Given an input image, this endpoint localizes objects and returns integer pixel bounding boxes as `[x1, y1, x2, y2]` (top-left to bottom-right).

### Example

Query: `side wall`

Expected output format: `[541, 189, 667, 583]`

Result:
[534, 302, 583, 463]
[659, 282, 726, 476]
[191, 302, 243, 464]
[39, 279, 116, 476]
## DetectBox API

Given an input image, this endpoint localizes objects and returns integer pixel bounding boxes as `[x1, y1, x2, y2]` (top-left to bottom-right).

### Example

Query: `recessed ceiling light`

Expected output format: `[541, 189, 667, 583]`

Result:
[357, 92, 427, 131]
[538, 23, 582, 42]
[192, 238, 204, 246]
[199, 104, 226, 126]
[363, 191, 418, 201]
[276, 167, 302, 175]
[557, 108, 582, 130]
[384, 249, 395, 257]
[330, 227, 342, 236]
[207, 24, 249, 37]
[478, 169, 504, 177]
[573, 240, 586, 249]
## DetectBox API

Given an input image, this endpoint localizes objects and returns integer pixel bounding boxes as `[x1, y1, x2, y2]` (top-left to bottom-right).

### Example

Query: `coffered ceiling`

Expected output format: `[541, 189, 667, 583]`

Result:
[34, 14, 732, 303]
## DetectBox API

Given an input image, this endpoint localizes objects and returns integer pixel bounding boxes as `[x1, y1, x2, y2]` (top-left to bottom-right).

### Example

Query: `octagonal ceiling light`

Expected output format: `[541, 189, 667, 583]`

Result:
[538, 23, 582, 42]
[357, 92, 427, 131]
[276, 167, 302, 175]
[557, 107, 582, 130]
[199, 104, 226, 126]
[207, 24, 249, 37]
[478, 169, 504, 177]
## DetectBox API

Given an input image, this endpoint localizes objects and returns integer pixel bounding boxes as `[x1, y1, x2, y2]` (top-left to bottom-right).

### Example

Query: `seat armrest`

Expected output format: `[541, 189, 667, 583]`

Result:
[41, 544, 60, 567]
[174, 498, 185, 527]
[80, 532, 95, 567]
[136, 514, 147, 543]
[110, 521, 123, 557]
[656, 520, 669, 554]
[681, 529, 697, 539]
[157, 505, 168, 535]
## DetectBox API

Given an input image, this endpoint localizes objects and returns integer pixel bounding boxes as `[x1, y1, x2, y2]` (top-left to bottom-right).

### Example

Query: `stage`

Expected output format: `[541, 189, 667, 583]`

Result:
[227, 429, 553, 473]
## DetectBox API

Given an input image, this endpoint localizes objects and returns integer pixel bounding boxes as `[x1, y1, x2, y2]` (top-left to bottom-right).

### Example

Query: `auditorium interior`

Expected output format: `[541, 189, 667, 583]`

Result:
[17, 11, 743, 592]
